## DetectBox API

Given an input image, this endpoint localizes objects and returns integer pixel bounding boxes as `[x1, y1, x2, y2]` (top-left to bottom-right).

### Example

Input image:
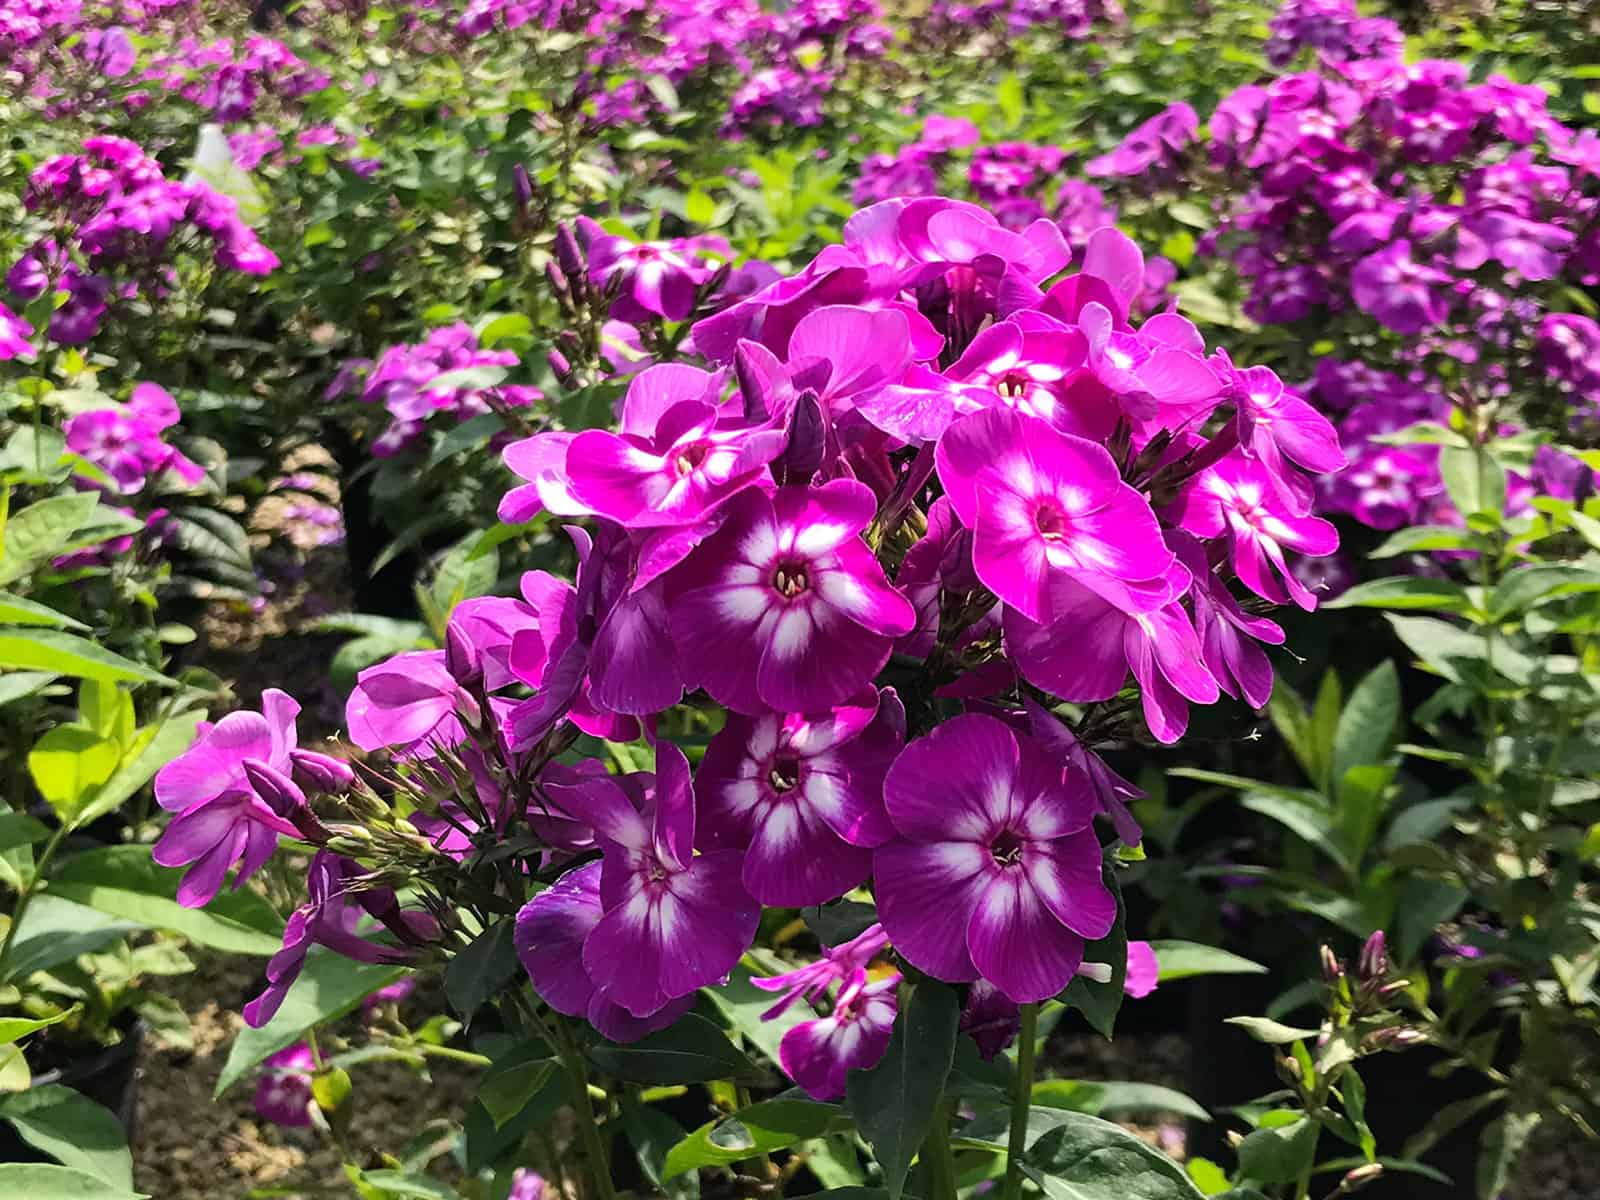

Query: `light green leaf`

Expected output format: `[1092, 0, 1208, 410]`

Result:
[28, 724, 120, 825]
[0, 630, 172, 686]
[0, 1164, 145, 1199]
[1439, 445, 1506, 519]
[0, 1007, 76, 1045]
[0, 493, 101, 585]
[1147, 940, 1266, 982]
[72, 710, 204, 829]
[0, 1084, 133, 1189]
[215, 950, 406, 1096]
[663, 1099, 850, 1179]
[1223, 1017, 1320, 1044]
[0, 592, 87, 630]
[1323, 577, 1473, 613]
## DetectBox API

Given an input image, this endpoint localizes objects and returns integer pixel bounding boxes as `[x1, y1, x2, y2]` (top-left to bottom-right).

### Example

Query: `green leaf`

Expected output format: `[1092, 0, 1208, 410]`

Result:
[0, 810, 49, 852]
[663, 1099, 850, 1178]
[0, 670, 58, 706]
[28, 724, 120, 825]
[1223, 1017, 1320, 1044]
[1236, 1118, 1318, 1184]
[215, 949, 406, 1096]
[72, 710, 204, 829]
[0, 630, 173, 686]
[1332, 661, 1399, 790]
[476, 313, 533, 348]
[0, 1164, 146, 1200]
[1147, 941, 1266, 982]
[430, 537, 498, 617]
[0, 1084, 133, 1189]
[587, 1013, 756, 1085]
[1032, 1079, 1209, 1122]
[2, 896, 140, 980]
[623, 1097, 700, 1200]
[0, 1043, 29, 1091]
[845, 980, 959, 1200]
[1487, 564, 1600, 620]
[476, 1055, 556, 1130]
[0, 493, 101, 585]
[1023, 1111, 1204, 1198]
[0, 591, 87, 629]
[47, 845, 283, 955]
[1476, 1111, 1539, 1200]
[356, 1170, 458, 1199]
[444, 917, 519, 1020]
[1368, 526, 1483, 558]
[1058, 862, 1125, 1038]
[1387, 615, 1534, 686]
[1323, 577, 1473, 613]
[1240, 793, 1348, 872]
[132, 990, 194, 1051]
[706, 962, 818, 1066]
[1439, 445, 1506, 518]
[0, 1007, 75, 1044]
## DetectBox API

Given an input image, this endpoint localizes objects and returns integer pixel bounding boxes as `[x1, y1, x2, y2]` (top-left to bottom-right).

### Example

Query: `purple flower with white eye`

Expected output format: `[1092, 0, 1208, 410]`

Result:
[543, 744, 758, 1018]
[0, 305, 31, 361]
[668, 480, 916, 714]
[936, 407, 1175, 623]
[515, 860, 694, 1042]
[1005, 571, 1220, 745]
[696, 688, 903, 906]
[873, 714, 1116, 1004]
[1171, 532, 1285, 711]
[153, 689, 316, 908]
[1349, 239, 1451, 335]
[750, 922, 891, 1017]
[778, 968, 900, 1100]
[254, 1043, 314, 1128]
[64, 383, 206, 495]
[1171, 454, 1340, 611]
[345, 650, 478, 758]
[583, 221, 712, 323]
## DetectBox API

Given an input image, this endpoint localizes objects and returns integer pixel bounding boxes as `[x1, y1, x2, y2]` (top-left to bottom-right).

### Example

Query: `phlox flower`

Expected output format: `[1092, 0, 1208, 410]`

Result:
[153, 689, 322, 907]
[1021, 697, 1143, 847]
[1004, 571, 1220, 744]
[873, 714, 1115, 1003]
[64, 383, 206, 494]
[1348, 239, 1451, 335]
[346, 650, 478, 758]
[0, 304, 32, 360]
[696, 688, 903, 906]
[1219, 357, 1344, 511]
[669, 480, 915, 714]
[778, 968, 899, 1100]
[1171, 532, 1284, 710]
[936, 407, 1174, 623]
[254, 1043, 313, 1128]
[750, 921, 892, 1017]
[542, 744, 758, 1018]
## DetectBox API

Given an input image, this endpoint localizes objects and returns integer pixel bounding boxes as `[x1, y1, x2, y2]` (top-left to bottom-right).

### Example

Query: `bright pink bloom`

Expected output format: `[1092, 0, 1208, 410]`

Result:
[778, 968, 899, 1099]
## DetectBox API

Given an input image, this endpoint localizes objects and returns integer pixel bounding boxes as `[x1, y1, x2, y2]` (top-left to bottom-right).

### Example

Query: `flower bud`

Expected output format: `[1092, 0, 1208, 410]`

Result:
[242, 757, 306, 818]
[512, 163, 534, 212]
[445, 620, 482, 687]
[959, 980, 1020, 1061]
[544, 261, 570, 300]
[1358, 930, 1388, 982]
[553, 221, 584, 279]
[547, 348, 573, 384]
[1339, 1163, 1383, 1192]
[289, 748, 355, 794]
[1320, 943, 1344, 984]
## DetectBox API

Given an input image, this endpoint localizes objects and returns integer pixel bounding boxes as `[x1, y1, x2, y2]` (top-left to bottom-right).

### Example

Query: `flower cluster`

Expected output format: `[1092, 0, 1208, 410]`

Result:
[6, 135, 277, 346]
[1264, 0, 1402, 69]
[156, 196, 1338, 1101]
[329, 324, 543, 457]
[64, 382, 205, 495]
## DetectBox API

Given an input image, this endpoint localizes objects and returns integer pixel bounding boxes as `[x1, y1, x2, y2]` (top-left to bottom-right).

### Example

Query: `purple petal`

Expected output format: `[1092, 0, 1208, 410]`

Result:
[873, 840, 988, 983]
[966, 870, 1086, 1004]
[515, 862, 603, 1018]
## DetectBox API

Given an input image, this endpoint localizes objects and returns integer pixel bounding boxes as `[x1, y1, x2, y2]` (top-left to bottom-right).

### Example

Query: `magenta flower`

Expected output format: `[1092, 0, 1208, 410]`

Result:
[0, 304, 31, 361]
[1223, 360, 1345, 508]
[1171, 455, 1340, 611]
[515, 860, 694, 1043]
[668, 480, 916, 714]
[1172, 532, 1285, 710]
[153, 689, 312, 907]
[345, 650, 477, 758]
[873, 715, 1115, 1004]
[1349, 239, 1451, 334]
[583, 221, 713, 323]
[254, 1043, 314, 1128]
[778, 968, 900, 1099]
[750, 922, 892, 1017]
[1005, 571, 1220, 744]
[696, 688, 903, 906]
[64, 383, 205, 494]
[936, 407, 1174, 623]
[1021, 697, 1143, 847]
[1125, 940, 1160, 999]
[543, 744, 758, 1018]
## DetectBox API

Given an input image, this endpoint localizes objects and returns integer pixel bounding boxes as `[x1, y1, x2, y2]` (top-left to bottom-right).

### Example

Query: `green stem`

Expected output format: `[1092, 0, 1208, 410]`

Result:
[1002, 1002, 1040, 1200]
[921, 1098, 959, 1200]
[0, 822, 69, 981]
[554, 1016, 616, 1200]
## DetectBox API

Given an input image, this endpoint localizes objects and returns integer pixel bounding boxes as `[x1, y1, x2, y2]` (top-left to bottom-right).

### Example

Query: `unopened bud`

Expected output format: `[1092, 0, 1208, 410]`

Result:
[1275, 1053, 1304, 1086]
[290, 748, 355, 794]
[547, 348, 573, 384]
[1339, 1163, 1383, 1192]
[544, 261, 570, 300]
[557, 328, 583, 359]
[1320, 944, 1344, 984]
[1358, 930, 1388, 982]
[1375, 977, 1412, 1001]
[553, 221, 584, 279]
[325, 833, 374, 857]
[444, 620, 481, 687]
[242, 757, 306, 818]
[1074, 961, 1113, 984]
[511, 163, 534, 212]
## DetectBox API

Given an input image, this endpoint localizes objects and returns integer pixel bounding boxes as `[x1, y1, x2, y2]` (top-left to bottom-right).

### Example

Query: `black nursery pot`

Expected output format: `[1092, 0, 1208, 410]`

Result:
[0, 1017, 145, 1162]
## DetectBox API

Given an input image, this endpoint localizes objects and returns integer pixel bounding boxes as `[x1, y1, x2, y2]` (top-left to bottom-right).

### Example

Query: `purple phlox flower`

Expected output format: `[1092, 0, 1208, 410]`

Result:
[1004, 566, 1221, 744]
[749, 921, 892, 1018]
[1349, 238, 1451, 335]
[540, 743, 759, 1018]
[582, 218, 717, 323]
[1170, 531, 1284, 711]
[508, 1169, 549, 1200]
[0, 304, 33, 361]
[1077, 301, 1221, 425]
[778, 967, 899, 1099]
[346, 649, 478, 759]
[1020, 696, 1143, 847]
[1216, 355, 1344, 511]
[959, 979, 1020, 1060]
[244, 852, 432, 1028]
[1085, 103, 1197, 178]
[1170, 453, 1339, 611]
[361, 975, 418, 1017]
[696, 687, 904, 906]
[668, 479, 915, 714]
[515, 859, 695, 1042]
[936, 407, 1174, 624]
[447, 594, 538, 692]
[63, 383, 205, 494]
[254, 1043, 314, 1128]
[874, 714, 1116, 1003]
[1124, 939, 1159, 998]
[153, 688, 310, 908]
[564, 367, 787, 528]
